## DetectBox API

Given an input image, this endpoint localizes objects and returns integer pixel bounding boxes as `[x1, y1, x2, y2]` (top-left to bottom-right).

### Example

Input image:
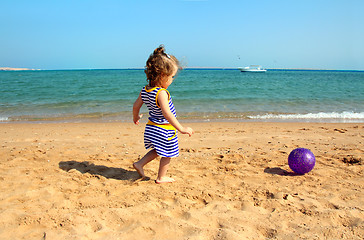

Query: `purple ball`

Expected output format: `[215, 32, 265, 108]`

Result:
[288, 148, 315, 174]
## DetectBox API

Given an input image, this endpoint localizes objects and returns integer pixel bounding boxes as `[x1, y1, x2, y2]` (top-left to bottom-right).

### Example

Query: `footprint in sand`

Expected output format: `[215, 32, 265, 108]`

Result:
[334, 128, 347, 133]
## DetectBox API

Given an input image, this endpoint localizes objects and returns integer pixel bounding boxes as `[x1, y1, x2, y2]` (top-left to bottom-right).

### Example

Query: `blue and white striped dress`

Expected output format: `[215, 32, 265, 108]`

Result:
[140, 86, 179, 158]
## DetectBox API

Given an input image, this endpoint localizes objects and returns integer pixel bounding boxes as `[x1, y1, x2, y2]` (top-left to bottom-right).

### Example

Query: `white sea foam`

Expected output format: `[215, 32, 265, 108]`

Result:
[249, 112, 364, 122]
[0, 117, 9, 122]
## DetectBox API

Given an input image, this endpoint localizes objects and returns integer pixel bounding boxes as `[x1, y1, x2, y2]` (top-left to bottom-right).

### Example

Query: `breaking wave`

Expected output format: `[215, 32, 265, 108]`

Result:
[249, 112, 364, 122]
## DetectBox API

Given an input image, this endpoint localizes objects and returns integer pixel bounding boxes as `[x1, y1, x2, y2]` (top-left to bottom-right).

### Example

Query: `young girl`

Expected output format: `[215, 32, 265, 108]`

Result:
[132, 45, 194, 184]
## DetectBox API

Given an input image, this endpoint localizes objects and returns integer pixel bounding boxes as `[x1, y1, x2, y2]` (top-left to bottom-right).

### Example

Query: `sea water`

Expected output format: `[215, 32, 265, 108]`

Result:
[1, 69, 363, 123]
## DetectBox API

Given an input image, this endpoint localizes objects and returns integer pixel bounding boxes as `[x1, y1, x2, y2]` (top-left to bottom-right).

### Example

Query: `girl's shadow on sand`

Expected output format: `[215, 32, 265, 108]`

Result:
[59, 161, 143, 181]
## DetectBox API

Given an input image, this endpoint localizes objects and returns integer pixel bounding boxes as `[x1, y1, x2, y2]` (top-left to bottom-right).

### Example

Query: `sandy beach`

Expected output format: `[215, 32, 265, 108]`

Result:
[0, 122, 363, 239]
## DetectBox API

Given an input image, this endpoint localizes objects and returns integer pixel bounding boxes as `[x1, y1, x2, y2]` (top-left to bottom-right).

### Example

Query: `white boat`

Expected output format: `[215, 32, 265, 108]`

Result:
[238, 65, 267, 72]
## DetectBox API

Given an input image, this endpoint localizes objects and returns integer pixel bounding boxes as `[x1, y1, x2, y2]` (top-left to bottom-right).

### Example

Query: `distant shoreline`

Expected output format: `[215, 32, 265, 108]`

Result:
[0, 67, 40, 71]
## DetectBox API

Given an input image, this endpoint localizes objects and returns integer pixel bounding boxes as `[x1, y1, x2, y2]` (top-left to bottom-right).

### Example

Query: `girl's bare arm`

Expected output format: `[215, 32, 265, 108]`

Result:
[158, 90, 194, 136]
[133, 93, 143, 125]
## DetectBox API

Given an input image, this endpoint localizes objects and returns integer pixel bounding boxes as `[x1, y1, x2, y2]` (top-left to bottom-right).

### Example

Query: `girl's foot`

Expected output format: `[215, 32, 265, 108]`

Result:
[133, 162, 146, 179]
[155, 177, 175, 184]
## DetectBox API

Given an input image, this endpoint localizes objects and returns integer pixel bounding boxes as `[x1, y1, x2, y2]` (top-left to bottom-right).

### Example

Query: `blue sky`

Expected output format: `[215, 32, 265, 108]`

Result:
[1, 0, 363, 70]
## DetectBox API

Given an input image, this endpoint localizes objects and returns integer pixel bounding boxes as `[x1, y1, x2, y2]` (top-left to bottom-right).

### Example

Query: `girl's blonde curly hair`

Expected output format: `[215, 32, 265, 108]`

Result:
[145, 45, 181, 87]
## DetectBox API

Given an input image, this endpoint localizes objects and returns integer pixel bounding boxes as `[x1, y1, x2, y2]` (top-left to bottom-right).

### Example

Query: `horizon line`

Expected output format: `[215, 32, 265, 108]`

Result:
[1, 67, 364, 72]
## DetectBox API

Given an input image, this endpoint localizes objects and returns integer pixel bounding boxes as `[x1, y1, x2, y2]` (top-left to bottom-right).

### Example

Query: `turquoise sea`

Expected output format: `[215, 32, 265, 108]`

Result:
[1, 69, 364, 123]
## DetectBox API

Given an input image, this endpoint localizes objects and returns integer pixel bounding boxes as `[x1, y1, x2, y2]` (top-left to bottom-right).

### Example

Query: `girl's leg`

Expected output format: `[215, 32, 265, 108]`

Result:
[156, 157, 175, 184]
[133, 149, 158, 179]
